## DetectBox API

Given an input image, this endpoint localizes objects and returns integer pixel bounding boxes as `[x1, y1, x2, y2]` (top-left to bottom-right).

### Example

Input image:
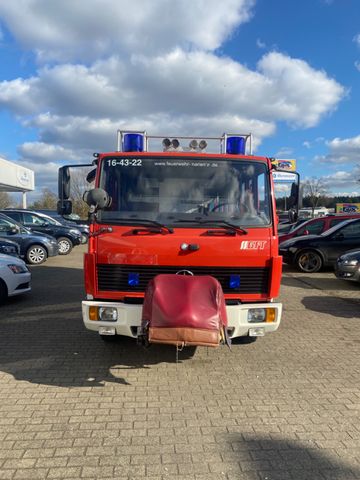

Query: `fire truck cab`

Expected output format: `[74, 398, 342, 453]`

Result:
[58, 130, 299, 343]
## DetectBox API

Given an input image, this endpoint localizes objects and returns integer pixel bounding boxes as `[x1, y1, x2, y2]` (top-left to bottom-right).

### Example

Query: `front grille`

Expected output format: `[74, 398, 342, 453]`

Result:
[97, 264, 269, 294]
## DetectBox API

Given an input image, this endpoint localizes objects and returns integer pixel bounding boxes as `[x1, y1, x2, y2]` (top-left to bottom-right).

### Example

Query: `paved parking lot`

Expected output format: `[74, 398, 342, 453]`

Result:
[0, 245, 359, 480]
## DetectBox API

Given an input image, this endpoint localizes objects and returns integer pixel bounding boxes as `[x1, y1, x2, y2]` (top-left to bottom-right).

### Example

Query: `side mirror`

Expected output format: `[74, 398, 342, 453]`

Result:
[288, 208, 298, 223]
[58, 166, 71, 200]
[86, 168, 96, 183]
[83, 188, 112, 210]
[10, 226, 19, 234]
[57, 199, 73, 216]
[334, 232, 344, 241]
[303, 229, 310, 235]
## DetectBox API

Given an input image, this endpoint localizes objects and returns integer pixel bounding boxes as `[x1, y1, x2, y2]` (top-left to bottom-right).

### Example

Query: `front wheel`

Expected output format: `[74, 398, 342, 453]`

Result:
[26, 244, 47, 265]
[57, 237, 73, 255]
[296, 250, 323, 273]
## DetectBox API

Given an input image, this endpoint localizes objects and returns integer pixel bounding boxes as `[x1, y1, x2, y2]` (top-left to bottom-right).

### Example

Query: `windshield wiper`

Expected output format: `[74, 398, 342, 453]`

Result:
[109, 218, 174, 234]
[174, 219, 248, 235]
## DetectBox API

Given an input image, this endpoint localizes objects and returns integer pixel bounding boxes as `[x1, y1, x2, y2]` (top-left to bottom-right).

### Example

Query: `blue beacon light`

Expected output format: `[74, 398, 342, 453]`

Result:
[128, 273, 140, 287]
[229, 274, 241, 289]
[226, 136, 246, 155]
[123, 133, 144, 152]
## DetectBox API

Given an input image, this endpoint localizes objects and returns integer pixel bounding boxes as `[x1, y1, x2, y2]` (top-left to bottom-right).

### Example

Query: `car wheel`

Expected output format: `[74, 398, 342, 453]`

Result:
[58, 237, 73, 255]
[26, 244, 47, 265]
[0, 280, 8, 304]
[296, 250, 323, 273]
[81, 233, 88, 244]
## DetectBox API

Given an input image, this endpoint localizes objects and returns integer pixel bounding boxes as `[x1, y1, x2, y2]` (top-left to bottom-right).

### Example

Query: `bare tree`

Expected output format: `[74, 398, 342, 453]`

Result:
[29, 188, 58, 210]
[69, 168, 93, 219]
[0, 191, 12, 209]
[303, 178, 328, 217]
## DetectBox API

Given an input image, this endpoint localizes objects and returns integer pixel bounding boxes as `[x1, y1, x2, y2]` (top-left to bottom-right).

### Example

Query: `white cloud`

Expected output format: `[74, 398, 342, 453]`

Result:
[257, 52, 345, 127]
[353, 33, 360, 47]
[317, 134, 360, 164]
[0, 51, 345, 129]
[0, 0, 255, 62]
[256, 38, 266, 49]
[321, 168, 360, 193]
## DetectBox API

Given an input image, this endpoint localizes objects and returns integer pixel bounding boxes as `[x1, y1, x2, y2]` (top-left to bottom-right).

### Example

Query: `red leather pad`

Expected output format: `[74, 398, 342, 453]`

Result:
[142, 274, 227, 347]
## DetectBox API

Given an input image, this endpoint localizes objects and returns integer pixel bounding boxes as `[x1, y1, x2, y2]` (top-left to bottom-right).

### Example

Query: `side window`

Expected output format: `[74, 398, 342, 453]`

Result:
[338, 222, 360, 238]
[255, 172, 270, 224]
[5, 212, 21, 222]
[23, 213, 45, 225]
[297, 220, 325, 235]
[329, 218, 345, 228]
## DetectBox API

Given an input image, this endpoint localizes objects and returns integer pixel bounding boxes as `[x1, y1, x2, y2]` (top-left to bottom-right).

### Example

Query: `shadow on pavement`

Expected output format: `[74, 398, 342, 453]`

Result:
[227, 436, 360, 479]
[0, 266, 200, 387]
[301, 296, 360, 318]
[281, 274, 360, 292]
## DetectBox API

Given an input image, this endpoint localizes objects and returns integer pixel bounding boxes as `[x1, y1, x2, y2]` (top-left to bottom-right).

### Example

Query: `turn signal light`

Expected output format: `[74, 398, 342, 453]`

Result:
[89, 306, 98, 321]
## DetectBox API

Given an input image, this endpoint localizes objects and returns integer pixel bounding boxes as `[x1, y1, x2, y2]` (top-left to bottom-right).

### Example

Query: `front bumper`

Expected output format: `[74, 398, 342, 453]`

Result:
[70, 235, 82, 246]
[7, 271, 31, 297]
[82, 301, 282, 339]
[334, 263, 360, 282]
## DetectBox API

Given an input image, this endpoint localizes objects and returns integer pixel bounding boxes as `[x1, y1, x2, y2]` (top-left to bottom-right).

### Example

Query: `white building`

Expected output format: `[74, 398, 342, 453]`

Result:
[0, 157, 35, 208]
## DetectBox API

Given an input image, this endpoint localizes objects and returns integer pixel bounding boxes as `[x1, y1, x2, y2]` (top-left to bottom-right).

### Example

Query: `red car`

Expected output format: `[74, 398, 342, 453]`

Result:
[279, 214, 360, 244]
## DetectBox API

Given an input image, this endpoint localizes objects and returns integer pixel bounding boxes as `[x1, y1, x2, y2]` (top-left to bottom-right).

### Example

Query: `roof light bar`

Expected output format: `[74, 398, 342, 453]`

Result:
[117, 130, 252, 154]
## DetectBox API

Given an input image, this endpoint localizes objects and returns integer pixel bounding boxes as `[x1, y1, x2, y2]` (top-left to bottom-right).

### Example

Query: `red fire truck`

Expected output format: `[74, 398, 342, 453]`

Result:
[58, 130, 299, 346]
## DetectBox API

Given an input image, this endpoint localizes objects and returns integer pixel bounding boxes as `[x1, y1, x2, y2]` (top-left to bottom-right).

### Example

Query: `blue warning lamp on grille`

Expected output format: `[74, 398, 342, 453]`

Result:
[128, 273, 140, 287]
[123, 133, 144, 152]
[229, 274, 241, 289]
[226, 136, 246, 155]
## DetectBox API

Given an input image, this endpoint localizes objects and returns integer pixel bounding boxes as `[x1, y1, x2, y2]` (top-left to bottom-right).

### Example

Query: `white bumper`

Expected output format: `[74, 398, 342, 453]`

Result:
[82, 300, 282, 339]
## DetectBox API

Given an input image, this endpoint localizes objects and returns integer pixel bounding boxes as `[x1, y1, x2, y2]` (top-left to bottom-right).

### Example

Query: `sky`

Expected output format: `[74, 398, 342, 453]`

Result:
[0, 0, 360, 201]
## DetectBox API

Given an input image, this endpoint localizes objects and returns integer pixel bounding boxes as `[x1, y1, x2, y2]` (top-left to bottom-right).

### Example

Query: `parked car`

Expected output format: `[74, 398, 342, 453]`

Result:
[0, 212, 58, 265]
[0, 253, 31, 304]
[334, 249, 360, 283]
[0, 238, 20, 258]
[279, 218, 360, 273]
[279, 213, 360, 244]
[277, 218, 308, 235]
[34, 209, 89, 244]
[1, 209, 83, 255]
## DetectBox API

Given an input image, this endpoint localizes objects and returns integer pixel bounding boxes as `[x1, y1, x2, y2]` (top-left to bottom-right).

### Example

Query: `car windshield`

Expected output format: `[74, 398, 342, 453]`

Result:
[97, 156, 272, 227]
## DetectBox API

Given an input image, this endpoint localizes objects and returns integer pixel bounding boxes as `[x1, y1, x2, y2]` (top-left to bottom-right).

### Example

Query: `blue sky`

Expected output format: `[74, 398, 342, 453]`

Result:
[0, 0, 359, 200]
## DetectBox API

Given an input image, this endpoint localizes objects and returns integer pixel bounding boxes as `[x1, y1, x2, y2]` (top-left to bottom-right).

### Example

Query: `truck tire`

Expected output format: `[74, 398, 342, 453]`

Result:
[58, 237, 73, 255]
[296, 250, 323, 273]
[26, 244, 47, 265]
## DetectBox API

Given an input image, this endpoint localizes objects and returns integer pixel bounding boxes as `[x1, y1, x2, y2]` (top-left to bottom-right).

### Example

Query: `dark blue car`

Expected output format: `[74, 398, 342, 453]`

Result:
[0, 213, 58, 265]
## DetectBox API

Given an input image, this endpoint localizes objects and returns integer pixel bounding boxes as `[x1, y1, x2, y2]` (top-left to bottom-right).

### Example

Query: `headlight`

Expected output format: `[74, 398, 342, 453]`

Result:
[248, 308, 266, 323]
[99, 307, 118, 322]
[70, 229, 81, 235]
[7, 264, 28, 274]
[343, 259, 359, 266]
[247, 308, 276, 323]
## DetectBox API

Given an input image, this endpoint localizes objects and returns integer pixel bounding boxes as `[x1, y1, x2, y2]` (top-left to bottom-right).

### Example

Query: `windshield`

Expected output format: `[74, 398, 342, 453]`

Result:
[98, 156, 271, 227]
